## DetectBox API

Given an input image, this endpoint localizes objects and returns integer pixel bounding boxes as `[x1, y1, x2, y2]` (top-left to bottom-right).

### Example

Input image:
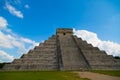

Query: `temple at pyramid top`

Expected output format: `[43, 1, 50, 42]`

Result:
[56, 28, 73, 36]
[2, 28, 120, 71]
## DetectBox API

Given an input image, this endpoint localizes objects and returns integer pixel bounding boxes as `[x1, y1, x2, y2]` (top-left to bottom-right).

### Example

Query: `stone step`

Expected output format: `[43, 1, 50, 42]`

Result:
[59, 36, 89, 70]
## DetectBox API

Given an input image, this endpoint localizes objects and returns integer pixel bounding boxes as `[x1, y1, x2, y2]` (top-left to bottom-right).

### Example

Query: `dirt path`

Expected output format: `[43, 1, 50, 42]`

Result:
[78, 72, 120, 80]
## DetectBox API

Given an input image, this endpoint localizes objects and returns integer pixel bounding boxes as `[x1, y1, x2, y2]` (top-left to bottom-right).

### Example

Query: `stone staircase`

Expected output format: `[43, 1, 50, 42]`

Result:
[58, 35, 88, 70]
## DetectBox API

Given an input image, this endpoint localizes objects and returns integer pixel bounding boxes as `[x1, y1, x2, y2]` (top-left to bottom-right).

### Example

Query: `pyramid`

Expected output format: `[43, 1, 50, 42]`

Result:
[3, 28, 120, 70]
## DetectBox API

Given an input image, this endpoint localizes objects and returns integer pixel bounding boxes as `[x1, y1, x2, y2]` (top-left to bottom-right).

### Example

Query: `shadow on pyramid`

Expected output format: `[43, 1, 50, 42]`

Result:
[2, 28, 120, 71]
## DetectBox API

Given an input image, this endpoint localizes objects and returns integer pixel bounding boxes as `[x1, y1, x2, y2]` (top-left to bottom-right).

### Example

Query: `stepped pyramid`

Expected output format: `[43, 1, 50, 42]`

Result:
[3, 28, 120, 70]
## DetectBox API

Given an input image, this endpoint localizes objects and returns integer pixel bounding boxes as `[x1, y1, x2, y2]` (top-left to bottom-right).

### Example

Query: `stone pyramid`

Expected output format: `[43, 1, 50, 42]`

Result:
[3, 28, 120, 70]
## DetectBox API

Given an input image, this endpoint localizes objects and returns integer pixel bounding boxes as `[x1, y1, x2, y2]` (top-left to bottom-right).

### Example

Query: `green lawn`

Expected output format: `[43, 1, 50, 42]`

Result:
[1, 70, 120, 80]
[0, 71, 89, 80]
[91, 70, 120, 77]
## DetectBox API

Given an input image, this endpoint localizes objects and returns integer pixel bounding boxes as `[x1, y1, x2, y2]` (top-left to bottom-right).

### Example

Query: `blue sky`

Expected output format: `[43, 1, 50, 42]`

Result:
[0, 0, 120, 62]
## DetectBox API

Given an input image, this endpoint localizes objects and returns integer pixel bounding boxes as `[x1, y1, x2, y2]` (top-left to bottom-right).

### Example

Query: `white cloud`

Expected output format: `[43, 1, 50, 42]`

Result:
[20, 37, 36, 44]
[0, 31, 14, 48]
[20, 37, 39, 50]
[0, 16, 8, 29]
[25, 4, 29, 9]
[0, 30, 39, 62]
[0, 30, 39, 52]
[74, 29, 120, 56]
[0, 16, 39, 62]
[5, 3, 23, 18]
[0, 50, 14, 62]
[0, 31, 25, 49]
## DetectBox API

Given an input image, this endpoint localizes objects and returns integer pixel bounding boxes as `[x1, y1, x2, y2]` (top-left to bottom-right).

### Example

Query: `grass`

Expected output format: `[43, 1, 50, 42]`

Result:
[0, 71, 90, 80]
[1, 70, 119, 80]
[91, 70, 120, 77]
